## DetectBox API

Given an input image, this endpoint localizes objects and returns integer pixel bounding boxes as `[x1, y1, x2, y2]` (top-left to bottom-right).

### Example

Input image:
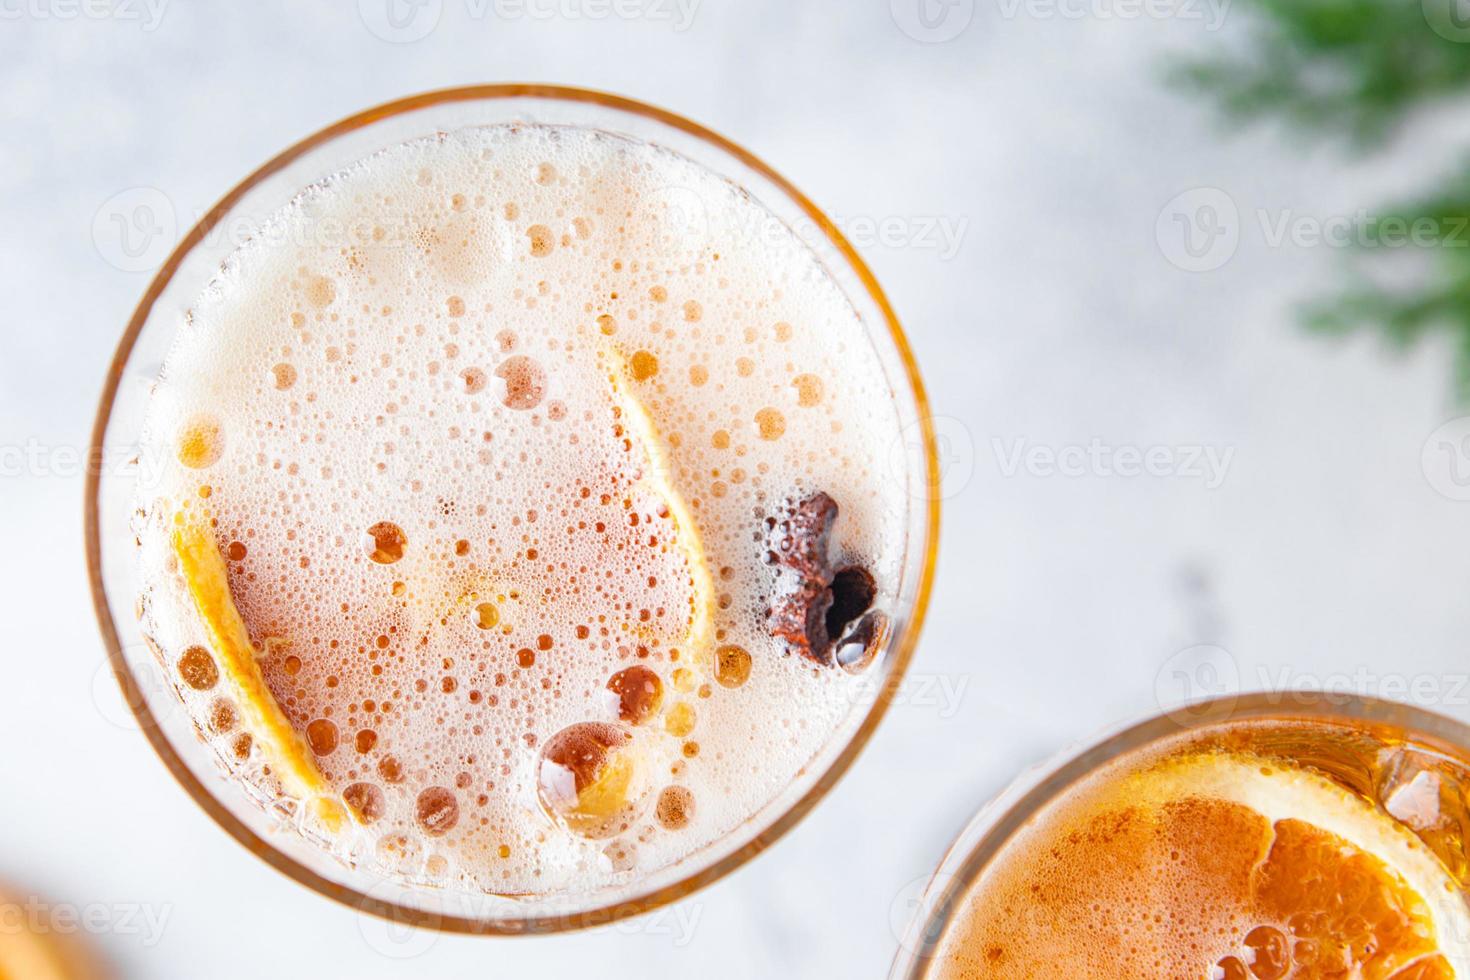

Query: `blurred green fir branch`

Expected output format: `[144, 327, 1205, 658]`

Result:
[1170, 0, 1470, 145]
[1171, 0, 1470, 397]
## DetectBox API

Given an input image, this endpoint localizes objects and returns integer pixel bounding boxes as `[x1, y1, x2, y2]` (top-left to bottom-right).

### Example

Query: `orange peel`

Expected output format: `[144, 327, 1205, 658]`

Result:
[171, 513, 351, 833]
[606, 348, 716, 670]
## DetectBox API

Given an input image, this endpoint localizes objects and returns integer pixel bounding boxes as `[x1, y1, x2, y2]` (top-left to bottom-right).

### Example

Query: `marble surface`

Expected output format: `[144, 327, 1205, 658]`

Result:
[5, 2, 1470, 977]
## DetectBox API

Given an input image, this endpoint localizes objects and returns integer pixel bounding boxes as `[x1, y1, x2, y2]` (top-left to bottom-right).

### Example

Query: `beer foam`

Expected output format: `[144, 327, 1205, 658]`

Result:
[935, 728, 1470, 978]
[132, 124, 908, 895]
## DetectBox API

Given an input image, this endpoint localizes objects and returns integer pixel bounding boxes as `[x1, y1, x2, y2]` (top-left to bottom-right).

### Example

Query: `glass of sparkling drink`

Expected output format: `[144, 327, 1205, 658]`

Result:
[892, 693, 1470, 979]
[87, 86, 939, 933]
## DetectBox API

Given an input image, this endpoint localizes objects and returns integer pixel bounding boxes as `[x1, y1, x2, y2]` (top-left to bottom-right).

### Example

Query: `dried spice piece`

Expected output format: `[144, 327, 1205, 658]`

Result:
[770, 578, 836, 664]
[834, 611, 890, 674]
[764, 492, 878, 666]
[826, 566, 876, 642]
[766, 491, 838, 577]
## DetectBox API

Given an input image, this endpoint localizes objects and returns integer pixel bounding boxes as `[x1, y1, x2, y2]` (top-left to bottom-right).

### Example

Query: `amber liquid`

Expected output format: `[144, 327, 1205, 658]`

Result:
[930, 716, 1470, 979]
[1198, 720, 1470, 886]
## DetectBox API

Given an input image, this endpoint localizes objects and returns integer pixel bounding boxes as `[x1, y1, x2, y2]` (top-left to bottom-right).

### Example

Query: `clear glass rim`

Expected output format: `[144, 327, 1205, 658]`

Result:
[890, 692, 1470, 977]
[84, 84, 942, 936]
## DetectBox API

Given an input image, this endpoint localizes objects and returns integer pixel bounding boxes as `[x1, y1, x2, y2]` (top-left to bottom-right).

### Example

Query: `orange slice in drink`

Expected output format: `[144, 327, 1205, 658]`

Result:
[1128, 755, 1470, 979]
[606, 348, 715, 668]
[171, 513, 352, 834]
[957, 752, 1470, 979]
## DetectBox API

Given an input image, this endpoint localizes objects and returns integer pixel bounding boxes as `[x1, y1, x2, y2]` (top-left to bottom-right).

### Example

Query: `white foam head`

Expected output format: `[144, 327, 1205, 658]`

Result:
[134, 123, 908, 895]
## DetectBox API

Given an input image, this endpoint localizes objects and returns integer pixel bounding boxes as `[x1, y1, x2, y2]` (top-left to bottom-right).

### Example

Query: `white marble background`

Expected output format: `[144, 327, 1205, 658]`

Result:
[5, 1, 1470, 977]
